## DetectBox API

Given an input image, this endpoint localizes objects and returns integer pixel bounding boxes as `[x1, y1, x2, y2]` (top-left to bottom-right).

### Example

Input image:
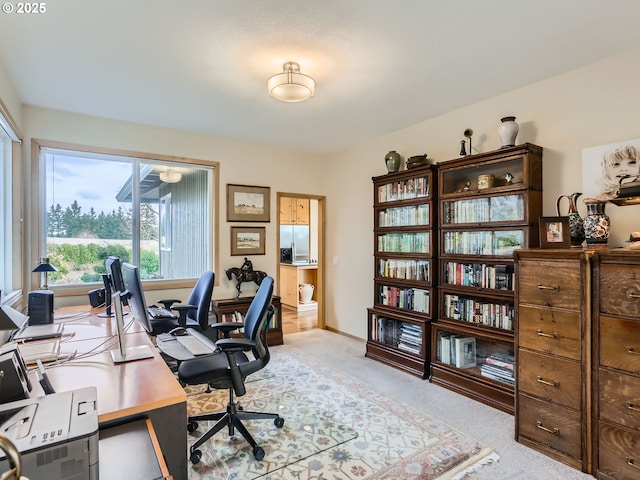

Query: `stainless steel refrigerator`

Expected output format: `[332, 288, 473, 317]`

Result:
[280, 225, 310, 263]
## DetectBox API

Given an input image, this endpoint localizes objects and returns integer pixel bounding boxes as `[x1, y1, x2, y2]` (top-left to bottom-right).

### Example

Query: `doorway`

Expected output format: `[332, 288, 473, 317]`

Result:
[276, 193, 325, 334]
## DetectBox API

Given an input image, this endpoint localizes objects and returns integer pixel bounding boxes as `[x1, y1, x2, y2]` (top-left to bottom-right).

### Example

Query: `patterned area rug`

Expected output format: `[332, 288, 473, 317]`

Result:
[185, 346, 498, 479]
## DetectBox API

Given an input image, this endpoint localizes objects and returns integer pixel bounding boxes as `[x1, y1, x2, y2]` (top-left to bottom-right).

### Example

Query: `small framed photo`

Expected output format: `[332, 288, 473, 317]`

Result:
[226, 184, 270, 222]
[539, 216, 571, 248]
[231, 226, 265, 256]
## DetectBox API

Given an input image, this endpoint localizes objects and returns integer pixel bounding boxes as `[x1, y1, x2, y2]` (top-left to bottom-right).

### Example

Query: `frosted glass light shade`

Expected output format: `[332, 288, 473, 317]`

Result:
[267, 62, 315, 103]
[160, 169, 182, 183]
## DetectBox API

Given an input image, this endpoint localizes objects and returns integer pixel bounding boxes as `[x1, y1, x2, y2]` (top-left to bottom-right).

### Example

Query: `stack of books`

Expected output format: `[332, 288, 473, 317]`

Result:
[480, 353, 515, 385]
[397, 323, 422, 355]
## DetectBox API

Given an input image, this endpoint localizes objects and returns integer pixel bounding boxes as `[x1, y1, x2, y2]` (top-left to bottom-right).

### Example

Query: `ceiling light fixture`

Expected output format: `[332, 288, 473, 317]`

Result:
[159, 168, 182, 183]
[267, 62, 315, 103]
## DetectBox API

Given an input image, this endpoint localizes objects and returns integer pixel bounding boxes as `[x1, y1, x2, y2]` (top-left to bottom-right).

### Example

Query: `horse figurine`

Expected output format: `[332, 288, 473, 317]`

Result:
[225, 258, 268, 298]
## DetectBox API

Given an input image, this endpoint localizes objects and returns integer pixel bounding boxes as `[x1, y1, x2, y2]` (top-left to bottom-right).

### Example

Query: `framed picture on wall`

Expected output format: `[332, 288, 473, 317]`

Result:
[539, 216, 571, 248]
[231, 226, 266, 255]
[226, 184, 271, 222]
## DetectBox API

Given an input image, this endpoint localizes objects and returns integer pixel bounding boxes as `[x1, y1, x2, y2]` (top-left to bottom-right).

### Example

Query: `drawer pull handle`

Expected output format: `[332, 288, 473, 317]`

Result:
[537, 330, 559, 339]
[627, 347, 640, 355]
[536, 421, 559, 435]
[626, 290, 640, 299]
[536, 376, 559, 388]
[537, 284, 559, 291]
[627, 457, 639, 470]
[627, 402, 640, 413]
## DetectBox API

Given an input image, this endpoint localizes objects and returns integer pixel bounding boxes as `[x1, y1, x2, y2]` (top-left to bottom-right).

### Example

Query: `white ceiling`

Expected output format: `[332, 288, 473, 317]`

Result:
[1, 0, 640, 154]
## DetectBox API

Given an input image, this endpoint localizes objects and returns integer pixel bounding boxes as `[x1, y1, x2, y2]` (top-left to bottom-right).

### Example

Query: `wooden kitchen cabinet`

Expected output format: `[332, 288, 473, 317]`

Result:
[279, 263, 318, 310]
[514, 249, 593, 473]
[279, 197, 309, 225]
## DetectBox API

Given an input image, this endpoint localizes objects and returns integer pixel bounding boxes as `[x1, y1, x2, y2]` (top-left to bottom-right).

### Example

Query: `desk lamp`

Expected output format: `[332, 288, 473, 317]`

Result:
[32, 258, 58, 290]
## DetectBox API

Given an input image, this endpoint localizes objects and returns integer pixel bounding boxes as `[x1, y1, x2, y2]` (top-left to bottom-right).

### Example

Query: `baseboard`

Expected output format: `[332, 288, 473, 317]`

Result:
[323, 326, 366, 343]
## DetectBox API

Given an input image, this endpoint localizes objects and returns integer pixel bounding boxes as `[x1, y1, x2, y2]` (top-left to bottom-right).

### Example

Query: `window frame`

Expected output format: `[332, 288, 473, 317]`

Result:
[0, 99, 22, 304]
[31, 139, 219, 297]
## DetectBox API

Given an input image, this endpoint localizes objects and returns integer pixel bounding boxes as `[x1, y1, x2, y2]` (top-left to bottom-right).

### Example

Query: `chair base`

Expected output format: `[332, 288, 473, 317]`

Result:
[187, 392, 284, 463]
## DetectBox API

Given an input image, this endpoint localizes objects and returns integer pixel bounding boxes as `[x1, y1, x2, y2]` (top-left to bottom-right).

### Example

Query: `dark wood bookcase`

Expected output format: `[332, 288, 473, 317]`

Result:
[366, 165, 437, 378]
[430, 144, 543, 414]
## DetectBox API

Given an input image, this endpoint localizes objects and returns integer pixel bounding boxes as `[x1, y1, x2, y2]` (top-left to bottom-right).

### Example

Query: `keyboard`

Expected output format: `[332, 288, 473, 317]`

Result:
[175, 329, 216, 356]
[147, 306, 177, 319]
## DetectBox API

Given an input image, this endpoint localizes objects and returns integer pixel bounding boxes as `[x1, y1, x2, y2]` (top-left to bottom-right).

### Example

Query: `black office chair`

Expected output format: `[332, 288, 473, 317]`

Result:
[178, 276, 284, 464]
[152, 271, 215, 335]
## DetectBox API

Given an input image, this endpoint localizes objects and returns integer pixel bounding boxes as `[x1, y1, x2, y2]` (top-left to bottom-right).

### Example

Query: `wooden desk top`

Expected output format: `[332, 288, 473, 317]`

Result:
[29, 307, 186, 424]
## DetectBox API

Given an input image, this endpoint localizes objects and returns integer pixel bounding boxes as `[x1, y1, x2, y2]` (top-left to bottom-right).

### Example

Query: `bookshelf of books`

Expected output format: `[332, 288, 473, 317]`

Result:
[366, 165, 437, 378]
[430, 144, 543, 414]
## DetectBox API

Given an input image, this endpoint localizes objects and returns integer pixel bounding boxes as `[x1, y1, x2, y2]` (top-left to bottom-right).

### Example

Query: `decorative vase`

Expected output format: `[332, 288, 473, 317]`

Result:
[498, 116, 519, 148]
[299, 283, 314, 304]
[583, 200, 610, 248]
[556, 192, 585, 247]
[385, 151, 402, 173]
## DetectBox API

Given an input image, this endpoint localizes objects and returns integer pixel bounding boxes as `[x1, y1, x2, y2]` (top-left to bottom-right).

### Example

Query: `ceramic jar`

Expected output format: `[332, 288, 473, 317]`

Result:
[556, 192, 585, 247]
[299, 283, 314, 304]
[498, 116, 519, 148]
[385, 151, 402, 173]
[583, 200, 610, 247]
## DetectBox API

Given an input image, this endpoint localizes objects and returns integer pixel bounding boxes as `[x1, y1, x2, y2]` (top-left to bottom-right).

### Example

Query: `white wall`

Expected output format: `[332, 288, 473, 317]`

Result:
[0, 59, 21, 128]
[22, 106, 326, 302]
[324, 45, 640, 339]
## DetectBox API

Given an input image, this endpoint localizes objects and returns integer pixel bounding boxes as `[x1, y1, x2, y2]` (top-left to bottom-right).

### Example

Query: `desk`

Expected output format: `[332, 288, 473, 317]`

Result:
[29, 306, 187, 480]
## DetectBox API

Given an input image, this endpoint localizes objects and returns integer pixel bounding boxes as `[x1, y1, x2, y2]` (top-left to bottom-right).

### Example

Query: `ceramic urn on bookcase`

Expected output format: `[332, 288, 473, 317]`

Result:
[430, 144, 543, 414]
[366, 165, 437, 378]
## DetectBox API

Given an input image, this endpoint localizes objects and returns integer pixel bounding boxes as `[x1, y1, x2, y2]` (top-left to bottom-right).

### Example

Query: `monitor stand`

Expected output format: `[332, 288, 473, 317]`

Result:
[110, 292, 153, 364]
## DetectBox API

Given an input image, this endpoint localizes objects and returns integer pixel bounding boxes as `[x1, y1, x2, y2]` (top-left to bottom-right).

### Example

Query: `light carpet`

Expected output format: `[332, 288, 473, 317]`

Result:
[185, 345, 498, 479]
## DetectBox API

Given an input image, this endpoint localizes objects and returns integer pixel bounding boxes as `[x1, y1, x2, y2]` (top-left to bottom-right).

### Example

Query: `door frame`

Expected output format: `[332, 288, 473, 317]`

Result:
[276, 192, 326, 330]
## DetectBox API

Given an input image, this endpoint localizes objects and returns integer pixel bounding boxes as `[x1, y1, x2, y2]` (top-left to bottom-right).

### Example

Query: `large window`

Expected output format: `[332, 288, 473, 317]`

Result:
[37, 143, 216, 287]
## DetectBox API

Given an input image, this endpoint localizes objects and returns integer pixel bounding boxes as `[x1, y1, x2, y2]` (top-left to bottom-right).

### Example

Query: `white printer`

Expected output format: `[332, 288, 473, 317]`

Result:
[0, 387, 99, 480]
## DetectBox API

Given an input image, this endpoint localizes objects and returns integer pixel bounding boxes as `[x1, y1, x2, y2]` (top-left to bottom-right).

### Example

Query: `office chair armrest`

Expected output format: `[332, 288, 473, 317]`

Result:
[216, 337, 255, 353]
[209, 322, 244, 338]
[171, 304, 196, 326]
[157, 298, 182, 309]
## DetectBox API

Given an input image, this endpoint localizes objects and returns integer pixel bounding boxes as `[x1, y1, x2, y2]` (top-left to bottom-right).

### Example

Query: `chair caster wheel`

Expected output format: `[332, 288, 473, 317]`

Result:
[190, 449, 202, 464]
[274, 417, 284, 428]
[253, 446, 265, 461]
[187, 421, 198, 433]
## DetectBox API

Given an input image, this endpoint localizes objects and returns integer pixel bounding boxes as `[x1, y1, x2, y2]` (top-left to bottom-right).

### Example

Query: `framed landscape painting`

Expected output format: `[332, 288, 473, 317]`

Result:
[226, 184, 270, 222]
[231, 226, 265, 255]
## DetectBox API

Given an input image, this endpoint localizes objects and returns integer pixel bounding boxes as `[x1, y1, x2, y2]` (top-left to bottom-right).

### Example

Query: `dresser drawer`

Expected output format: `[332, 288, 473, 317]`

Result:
[518, 305, 581, 360]
[599, 315, 640, 375]
[599, 368, 640, 430]
[518, 260, 582, 309]
[518, 394, 582, 460]
[598, 263, 640, 317]
[518, 350, 582, 410]
[598, 422, 640, 480]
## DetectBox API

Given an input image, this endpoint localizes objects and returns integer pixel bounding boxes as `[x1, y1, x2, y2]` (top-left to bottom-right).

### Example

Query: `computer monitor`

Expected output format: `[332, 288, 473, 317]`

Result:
[109, 291, 153, 364]
[120, 262, 153, 334]
[105, 256, 126, 294]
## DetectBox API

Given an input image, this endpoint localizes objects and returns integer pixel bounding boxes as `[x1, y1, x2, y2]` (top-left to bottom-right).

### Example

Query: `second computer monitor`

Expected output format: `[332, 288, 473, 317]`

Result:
[121, 262, 153, 334]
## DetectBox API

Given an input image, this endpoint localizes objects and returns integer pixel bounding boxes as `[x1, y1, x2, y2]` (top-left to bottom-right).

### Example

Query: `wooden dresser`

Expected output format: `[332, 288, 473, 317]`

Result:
[514, 249, 593, 472]
[592, 249, 640, 480]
